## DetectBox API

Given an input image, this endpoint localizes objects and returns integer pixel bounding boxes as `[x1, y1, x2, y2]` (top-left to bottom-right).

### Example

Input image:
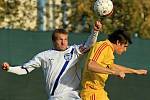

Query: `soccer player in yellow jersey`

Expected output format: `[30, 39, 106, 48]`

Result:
[80, 29, 147, 100]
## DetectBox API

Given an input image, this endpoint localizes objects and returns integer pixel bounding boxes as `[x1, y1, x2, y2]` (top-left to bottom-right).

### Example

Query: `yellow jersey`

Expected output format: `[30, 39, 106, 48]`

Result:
[81, 39, 114, 90]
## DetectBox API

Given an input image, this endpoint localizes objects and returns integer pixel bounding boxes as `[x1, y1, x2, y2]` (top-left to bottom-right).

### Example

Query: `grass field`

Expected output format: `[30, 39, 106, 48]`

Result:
[0, 29, 150, 100]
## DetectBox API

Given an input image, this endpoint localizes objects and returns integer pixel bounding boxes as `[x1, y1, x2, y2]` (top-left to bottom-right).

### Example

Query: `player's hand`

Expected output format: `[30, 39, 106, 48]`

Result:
[135, 69, 147, 75]
[93, 21, 102, 32]
[1, 62, 10, 71]
[79, 44, 87, 54]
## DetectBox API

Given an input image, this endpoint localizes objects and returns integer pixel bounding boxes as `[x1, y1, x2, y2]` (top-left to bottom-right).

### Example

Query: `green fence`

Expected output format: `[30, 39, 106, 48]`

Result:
[0, 29, 150, 100]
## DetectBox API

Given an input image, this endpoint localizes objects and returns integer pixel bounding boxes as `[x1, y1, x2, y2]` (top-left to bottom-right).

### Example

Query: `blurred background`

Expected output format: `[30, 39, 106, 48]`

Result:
[0, 0, 150, 100]
[0, 0, 150, 38]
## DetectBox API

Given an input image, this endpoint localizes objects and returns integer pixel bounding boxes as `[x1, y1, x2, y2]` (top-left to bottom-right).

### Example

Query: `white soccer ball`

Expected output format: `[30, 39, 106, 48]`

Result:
[94, 0, 113, 16]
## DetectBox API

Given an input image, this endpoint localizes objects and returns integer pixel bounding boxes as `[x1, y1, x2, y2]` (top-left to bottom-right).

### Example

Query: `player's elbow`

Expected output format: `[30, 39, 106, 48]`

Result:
[87, 60, 94, 71]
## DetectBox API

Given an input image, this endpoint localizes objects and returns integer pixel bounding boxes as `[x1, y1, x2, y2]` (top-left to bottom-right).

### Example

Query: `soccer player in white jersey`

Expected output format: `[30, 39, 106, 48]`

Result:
[2, 21, 102, 100]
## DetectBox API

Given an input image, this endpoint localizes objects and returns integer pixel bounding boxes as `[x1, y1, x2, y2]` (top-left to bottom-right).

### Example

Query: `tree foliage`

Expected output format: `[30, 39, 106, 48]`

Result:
[0, 0, 150, 39]
[70, 0, 150, 38]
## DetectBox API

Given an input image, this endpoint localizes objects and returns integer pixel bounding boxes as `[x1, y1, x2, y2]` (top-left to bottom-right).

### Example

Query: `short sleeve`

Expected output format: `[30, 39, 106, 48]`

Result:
[89, 43, 114, 67]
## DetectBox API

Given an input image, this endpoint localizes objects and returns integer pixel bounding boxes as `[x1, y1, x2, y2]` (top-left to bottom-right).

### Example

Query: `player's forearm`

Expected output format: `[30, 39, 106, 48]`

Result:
[113, 64, 136, 74]
[8, 66, 34, 75]
[83, 29, 99, 49]
[88, 60, 115, 74]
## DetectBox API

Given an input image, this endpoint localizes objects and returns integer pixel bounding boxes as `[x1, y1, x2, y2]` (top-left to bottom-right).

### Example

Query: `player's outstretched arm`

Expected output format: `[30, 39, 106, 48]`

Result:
[112, 63, 147, 75]
[1, 62, 35, 75]
[87, 60, 125, 79]
[132, 69, 147, 75]
[79, 21, 102, 53]
[1, 54, 42, 75]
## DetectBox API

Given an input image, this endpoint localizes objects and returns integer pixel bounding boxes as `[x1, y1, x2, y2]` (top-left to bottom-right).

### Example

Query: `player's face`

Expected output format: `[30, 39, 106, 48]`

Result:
[115, 42, 128, 55]
[54, 33, 68, 51]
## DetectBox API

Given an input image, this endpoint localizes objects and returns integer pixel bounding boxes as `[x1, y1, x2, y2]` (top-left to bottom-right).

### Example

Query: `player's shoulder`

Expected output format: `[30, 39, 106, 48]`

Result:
[69, 44, 82, 51]
[69, 44, 78, 47]
[94, 40, 113, 50]
[96, 40, 110, 46]
[68, 45, 79, 50]
[94, 40, 106, 47]
[36, 49, 53, 57]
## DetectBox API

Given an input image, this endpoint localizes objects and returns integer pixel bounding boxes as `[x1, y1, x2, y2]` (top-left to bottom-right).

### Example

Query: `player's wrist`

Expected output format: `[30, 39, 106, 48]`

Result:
[132, 69, 138, 74]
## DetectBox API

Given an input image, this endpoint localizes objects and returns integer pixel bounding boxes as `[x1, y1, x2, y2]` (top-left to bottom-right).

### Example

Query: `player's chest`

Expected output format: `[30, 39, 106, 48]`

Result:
[48, 50, 77, 65]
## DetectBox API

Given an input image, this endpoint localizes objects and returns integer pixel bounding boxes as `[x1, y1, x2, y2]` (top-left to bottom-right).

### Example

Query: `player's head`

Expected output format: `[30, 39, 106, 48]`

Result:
[108, 29, 132, 55]
[52, 29, 68, 51]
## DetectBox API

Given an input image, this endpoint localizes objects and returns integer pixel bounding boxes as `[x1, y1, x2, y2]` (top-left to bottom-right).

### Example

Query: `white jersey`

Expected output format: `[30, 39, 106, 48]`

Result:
[7, 30, 99, 100]
[9, 45, 82, 100]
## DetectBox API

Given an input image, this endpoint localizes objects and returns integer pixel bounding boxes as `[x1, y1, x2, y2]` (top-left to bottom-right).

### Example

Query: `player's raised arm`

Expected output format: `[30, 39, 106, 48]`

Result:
[79, 21, 102, 53]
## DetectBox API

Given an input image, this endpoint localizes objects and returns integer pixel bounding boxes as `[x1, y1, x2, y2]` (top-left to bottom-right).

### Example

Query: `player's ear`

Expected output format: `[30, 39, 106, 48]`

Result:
[116, 40, 122, 46]
[116, 40, 120, 45]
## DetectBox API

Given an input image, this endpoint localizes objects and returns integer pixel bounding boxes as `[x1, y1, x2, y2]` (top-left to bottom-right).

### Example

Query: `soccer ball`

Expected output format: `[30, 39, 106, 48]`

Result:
[94, 0, 113, 16]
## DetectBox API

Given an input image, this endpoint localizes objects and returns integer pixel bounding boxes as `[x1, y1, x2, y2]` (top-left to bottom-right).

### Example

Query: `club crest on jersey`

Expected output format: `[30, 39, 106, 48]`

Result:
[64, 53, 72, 61]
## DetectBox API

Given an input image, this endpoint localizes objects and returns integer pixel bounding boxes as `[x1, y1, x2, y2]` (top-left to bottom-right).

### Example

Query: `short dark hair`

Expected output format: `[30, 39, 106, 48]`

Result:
[52, 29, 68, 41]
[108, 29, 132, 44]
